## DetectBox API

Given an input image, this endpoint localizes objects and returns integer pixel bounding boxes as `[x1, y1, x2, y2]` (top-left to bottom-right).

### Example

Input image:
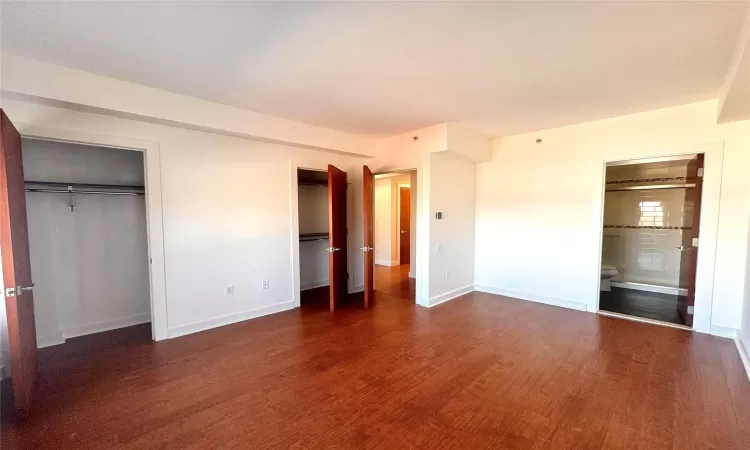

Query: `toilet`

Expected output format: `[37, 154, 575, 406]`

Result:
[600, 264, 619, 291]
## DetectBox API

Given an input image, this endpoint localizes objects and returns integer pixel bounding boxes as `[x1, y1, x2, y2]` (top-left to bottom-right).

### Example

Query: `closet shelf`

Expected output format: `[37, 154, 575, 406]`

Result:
[604, 225, 691, 230]
[300, 232, 329, 242]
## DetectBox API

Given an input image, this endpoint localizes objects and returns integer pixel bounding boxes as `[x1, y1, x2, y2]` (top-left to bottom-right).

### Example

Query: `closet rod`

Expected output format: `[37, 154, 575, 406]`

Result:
[606, 183, 695, 192]
[25, 180, 145, 190]
[25, 188, 144, 196]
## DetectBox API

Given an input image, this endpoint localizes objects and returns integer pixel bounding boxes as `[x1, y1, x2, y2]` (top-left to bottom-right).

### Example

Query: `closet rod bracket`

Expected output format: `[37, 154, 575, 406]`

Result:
[68, 185, 75, 212]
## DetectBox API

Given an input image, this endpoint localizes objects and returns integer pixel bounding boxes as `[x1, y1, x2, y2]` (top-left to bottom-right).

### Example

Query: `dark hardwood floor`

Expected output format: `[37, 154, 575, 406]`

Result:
[2, 291, 750, 449]
[600, 287, 685, 325]
[374, 263, 415, 301]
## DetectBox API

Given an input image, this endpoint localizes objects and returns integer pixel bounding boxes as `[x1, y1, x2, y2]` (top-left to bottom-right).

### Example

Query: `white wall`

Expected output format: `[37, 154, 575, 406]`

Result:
[374, 178, 393, 265]
[22, 139, 150, 346]
[429, 153, 476, 304]
[475, 101, 750, 334]
[409, 171, 417, 278]
[0, 98, 370, 349]
[298, 184, 330, 291]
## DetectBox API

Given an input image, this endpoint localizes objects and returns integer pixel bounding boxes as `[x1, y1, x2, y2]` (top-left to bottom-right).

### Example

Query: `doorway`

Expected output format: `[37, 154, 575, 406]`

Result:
[370, 170, 416, 302]
[23, 138, 152, 347]
[296, 166, 349, 311]
[597, 155, 704, 328]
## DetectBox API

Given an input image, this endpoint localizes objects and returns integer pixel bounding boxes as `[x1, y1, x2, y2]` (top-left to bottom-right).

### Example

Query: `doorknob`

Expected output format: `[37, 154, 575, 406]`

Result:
[675, 246, 694, 251]
[326, 247, 341, 253]
[5, 283, 34, 297]
[400, 230, 407, 234]
[359, 246, 375, 252]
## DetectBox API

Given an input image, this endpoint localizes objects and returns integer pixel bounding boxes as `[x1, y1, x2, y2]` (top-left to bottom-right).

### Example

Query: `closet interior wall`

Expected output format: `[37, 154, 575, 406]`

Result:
[22, 138, 150, 347]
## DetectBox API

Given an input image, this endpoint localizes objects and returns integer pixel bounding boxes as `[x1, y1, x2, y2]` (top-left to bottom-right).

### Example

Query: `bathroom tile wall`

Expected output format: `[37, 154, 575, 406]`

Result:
[603, 162, 691, 288]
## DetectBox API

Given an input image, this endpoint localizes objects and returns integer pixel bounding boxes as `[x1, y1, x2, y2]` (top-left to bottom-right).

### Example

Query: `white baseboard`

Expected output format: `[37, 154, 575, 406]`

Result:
[709, 325, 738, 339]
[610, 281, 687, 296]
[427, 285, 474, 308]
[351, 284, 364, 294]
[735, 336, 750, 382]
[474, 285, 588, 312]
[408, 271, 415, 279]
[168, 301, 294, 339]
[36, 332, 65, 348]
[375, 260, 399, 267]
[301, 280, 329, 291]
[61, 313, 151, 340]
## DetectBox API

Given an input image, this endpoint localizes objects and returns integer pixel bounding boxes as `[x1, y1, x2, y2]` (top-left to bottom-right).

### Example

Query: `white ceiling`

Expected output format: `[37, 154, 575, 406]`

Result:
[1, 1, 747, 138]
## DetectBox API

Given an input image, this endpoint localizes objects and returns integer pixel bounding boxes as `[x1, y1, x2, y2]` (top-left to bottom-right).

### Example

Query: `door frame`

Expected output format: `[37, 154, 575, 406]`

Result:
[592, 142, 724, 335]
[6, 123, 169, 341]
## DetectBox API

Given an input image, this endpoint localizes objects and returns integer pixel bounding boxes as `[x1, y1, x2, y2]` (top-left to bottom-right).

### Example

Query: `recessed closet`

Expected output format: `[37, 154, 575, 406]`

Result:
[23, 138, 150, 347]
[297, 169, 331, 305]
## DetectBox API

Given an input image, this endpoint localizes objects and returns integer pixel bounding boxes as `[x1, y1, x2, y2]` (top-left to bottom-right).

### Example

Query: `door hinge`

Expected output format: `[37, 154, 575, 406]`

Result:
[687, 306, 694, 315]
[697, 168, 704, 178]
[5, 288, 15, 297]
[692, 237, 699, 248]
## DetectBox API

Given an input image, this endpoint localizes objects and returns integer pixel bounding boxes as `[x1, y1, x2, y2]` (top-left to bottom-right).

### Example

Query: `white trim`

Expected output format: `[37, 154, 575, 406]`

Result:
[14, 123, 169, 341]
[301, 280, 329, 291]
[289, 162, 302, 307]
[475, 285, 588, 312]
[709, 325, 738, 339]
[610, 281, 687, 296]
[168, 301, 294, 338]
[735, 336, 750, 382]
[61, 314, 151, 340]
[352, 284, 364, 294]
[428, 285, 474, 308]
[36, 332, 65, 348]
[593, 143, 725, 334]
[408, 271, 415, 279]
[597, 310, 692, 331]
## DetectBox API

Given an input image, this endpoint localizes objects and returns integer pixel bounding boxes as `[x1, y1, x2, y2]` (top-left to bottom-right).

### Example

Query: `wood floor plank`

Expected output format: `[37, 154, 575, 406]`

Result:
[2, 291, 750, 449]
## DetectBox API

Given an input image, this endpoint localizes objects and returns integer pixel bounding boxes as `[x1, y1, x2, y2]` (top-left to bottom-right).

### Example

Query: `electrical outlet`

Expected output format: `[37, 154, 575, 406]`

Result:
[436, 244, 442, 253]
[262, 280, 270, 290]
[225, 285, 235, 296]
[445, 269, 452, 278]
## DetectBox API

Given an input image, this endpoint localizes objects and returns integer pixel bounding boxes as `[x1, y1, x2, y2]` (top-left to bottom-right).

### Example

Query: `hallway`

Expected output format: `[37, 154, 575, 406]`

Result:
[374, 264, 415, 301]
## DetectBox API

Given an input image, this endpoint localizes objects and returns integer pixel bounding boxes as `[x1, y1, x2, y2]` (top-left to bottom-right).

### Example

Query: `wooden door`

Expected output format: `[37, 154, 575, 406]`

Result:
[362, 166, 374, 308]
[0, 109, 38, 417]
[677, 154, 704, 327]
[327, 164, 348, 311]
[399, 187, 410, 264]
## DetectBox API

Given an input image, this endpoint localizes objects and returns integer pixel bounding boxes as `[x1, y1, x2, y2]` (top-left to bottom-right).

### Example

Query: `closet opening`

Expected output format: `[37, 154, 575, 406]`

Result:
[297, 168, 331, 310]
[22, 138, 152, 349]
[598, 154, 704, 328]
[296, 166, 349, 311]
[371, 170, 416, 302]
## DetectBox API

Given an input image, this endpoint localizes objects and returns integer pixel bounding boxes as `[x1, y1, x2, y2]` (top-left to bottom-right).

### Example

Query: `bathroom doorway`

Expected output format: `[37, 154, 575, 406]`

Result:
[598, 154, 704, 327]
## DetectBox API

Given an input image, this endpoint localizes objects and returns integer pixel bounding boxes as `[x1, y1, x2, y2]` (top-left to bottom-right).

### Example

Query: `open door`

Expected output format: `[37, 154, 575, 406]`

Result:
[677, 154, 704, 327]
[0, 109, 38, 417]
[399, 187, 411, 264]
[362, 166, 374, 307]
[327, 164, 348, 311]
